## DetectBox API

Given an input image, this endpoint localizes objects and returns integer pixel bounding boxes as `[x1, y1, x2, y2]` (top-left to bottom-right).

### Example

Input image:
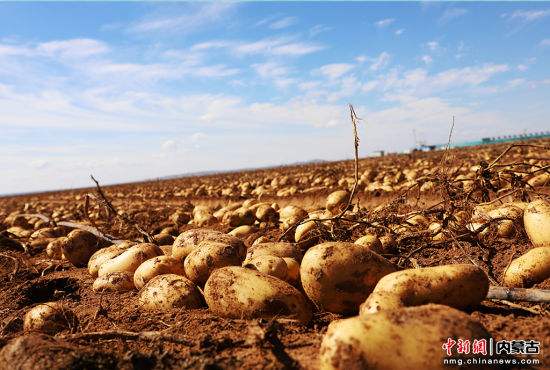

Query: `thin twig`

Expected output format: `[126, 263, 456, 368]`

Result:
[90, 175, 156, 244]
[58, 329, 194, 346]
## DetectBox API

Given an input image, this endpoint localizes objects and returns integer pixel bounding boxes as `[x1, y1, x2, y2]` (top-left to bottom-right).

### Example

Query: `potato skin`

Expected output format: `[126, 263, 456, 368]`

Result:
[97, 243, 162, 277]
[503, 247, 550, 287]
[360, 264, 489, 314]
[23, 302, 77, 335]
[93, 272, 135, 292]
[244, 242, 302, 264]
[88, 241, 135, 277]
[204, 266, 312, 323]
[172, 229, 243, 260]
[184, 240, 245, 285]
[320, 304, 491, 370]
[62, 230, 100, 267]
[134, 255, 186, 289]
[138, 274, 203, 311]
[244, 255, 288, 280]
[300, 242, 395, 314]
[523, 199, 550, 247]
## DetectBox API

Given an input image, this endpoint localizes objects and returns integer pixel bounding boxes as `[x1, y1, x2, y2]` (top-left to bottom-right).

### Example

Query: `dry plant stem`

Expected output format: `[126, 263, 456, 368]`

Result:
[488, 143, 550, 169]
[59, 330, 193, 346]
[278, 104, 361, 241]
[487, 286, 550, 303]
[90, 175, 156, 244]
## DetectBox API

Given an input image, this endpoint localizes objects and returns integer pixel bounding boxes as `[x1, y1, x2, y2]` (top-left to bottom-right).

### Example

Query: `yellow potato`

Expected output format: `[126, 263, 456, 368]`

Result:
[326, 190, 350, 213]
[46, 238, 67, 260]
[503, 247, 550, 287]
[93, 271, 135, 292]
[88, 241, 135, 277]
[320, 304, 491, 370]
[23, 302, 77, 335]
[360, 264, 489, 314]
[354, 234, 383, 254]
[61, 229, 101, 267]
[138, 274, 203, 311]
[172, 228, 243, 260]
[300, 242, 395, 314]
[523, 199, 550, 247]
[244, 255, 288, 280]
[282, 257, 300, 283]
[279, 205, 308, 230]
[184, 240, 245, 285]
[204, 266, 311, 323]
[244, 242, 302, 264]
[97, 243, 162, 277]
[134, 255, 186, 289]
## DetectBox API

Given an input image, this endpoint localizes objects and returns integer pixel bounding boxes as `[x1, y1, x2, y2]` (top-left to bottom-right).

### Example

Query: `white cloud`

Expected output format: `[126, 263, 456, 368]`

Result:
[375, 18, 395, 28]
[438, 8, 468, 24]
[37, 39, 109, 59]
[253, 62, 290, 79]
[269, 16, 297, 30]
[309, 24, 332, 37]
[316, 63, 354, 79]
[517, 64, 528, 72]
[370, 52, 391, 71]
[426, 41, 440, 51]
[421, 55, 433, 65]
[193, 37, 325, 57]
[540, 39, 550, 47]
[502, 9, 550, 22]
[129, 3, 235, 33]
[395, 29, 405, 36]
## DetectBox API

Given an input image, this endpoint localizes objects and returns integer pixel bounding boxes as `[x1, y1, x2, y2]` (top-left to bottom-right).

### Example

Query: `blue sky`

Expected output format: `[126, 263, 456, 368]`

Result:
[1, 2, 549, 194]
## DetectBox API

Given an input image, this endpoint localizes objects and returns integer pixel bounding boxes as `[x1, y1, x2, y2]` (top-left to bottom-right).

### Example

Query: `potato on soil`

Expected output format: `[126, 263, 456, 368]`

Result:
[138, 274, 202, 311]
[244, 255, 288, 280]
[153, 233, 174, 245]
[204, 266, 311, 323]
[93, 271, 134, 292]
[326, 190, 350, 213]
[283, 257, 300, 283]
[62, 229, 102, 267]
[320, 304, 491, 370]
[254, 204, 279, 223]
[172, 228, 244, 260]
[222, 207, 255, 227]
[300, 242, 395, 314]
[523, 199, 550, 247]
[244, 242, 302, 264]
[97, 243, 162, 277]
[88, 241, 135, 277]
[184, 240, 245, 285]
[354, 234, 383, 254]
[360, 264, 489, 314]
[279, 205, 308, 230]
[23, 302, 77, 335]
[503, 247, 550, 287]
[46, 237, 67, 259]
[228, 225, 257, 238]
[134, 255, 186, 289]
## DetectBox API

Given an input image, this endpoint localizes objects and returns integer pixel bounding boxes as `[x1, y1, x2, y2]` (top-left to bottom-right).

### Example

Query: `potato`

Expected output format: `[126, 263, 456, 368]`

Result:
[279, 205, 308, 230]
[244, 255, 288, 280]
[172, 228, 243, 260]
[523, 199, 550, 247]
[46, 238, 66, 259]
[134, 255, 186, 289]
[326, 190, 350, 213]
[160, 245, 172, 256]
[170, 210, 191, 226]
[360, 264, 489, 314]
[255, 204, 279, 223]
[93, 272, 135, 292]
[23, 302, 77, 335]
[138, 274, 203, 311]
[222, 207, 255, 227]
[204, 266, 311, 323]
[503, 247, 550, 287]
[87, 241, 135, 277]
[354, 234, 383, 254]
[228, 225, 257, 238]
[244, 242, 302, 264]
[320, 304, 491, 370]
[184, 240, 245, 285]
[300, 242, 395, 314]
[283, 257, 300, 283]
[98, 243, 162, 277]
[62, 229, 101, 267]
[379, 234, 396, 253]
